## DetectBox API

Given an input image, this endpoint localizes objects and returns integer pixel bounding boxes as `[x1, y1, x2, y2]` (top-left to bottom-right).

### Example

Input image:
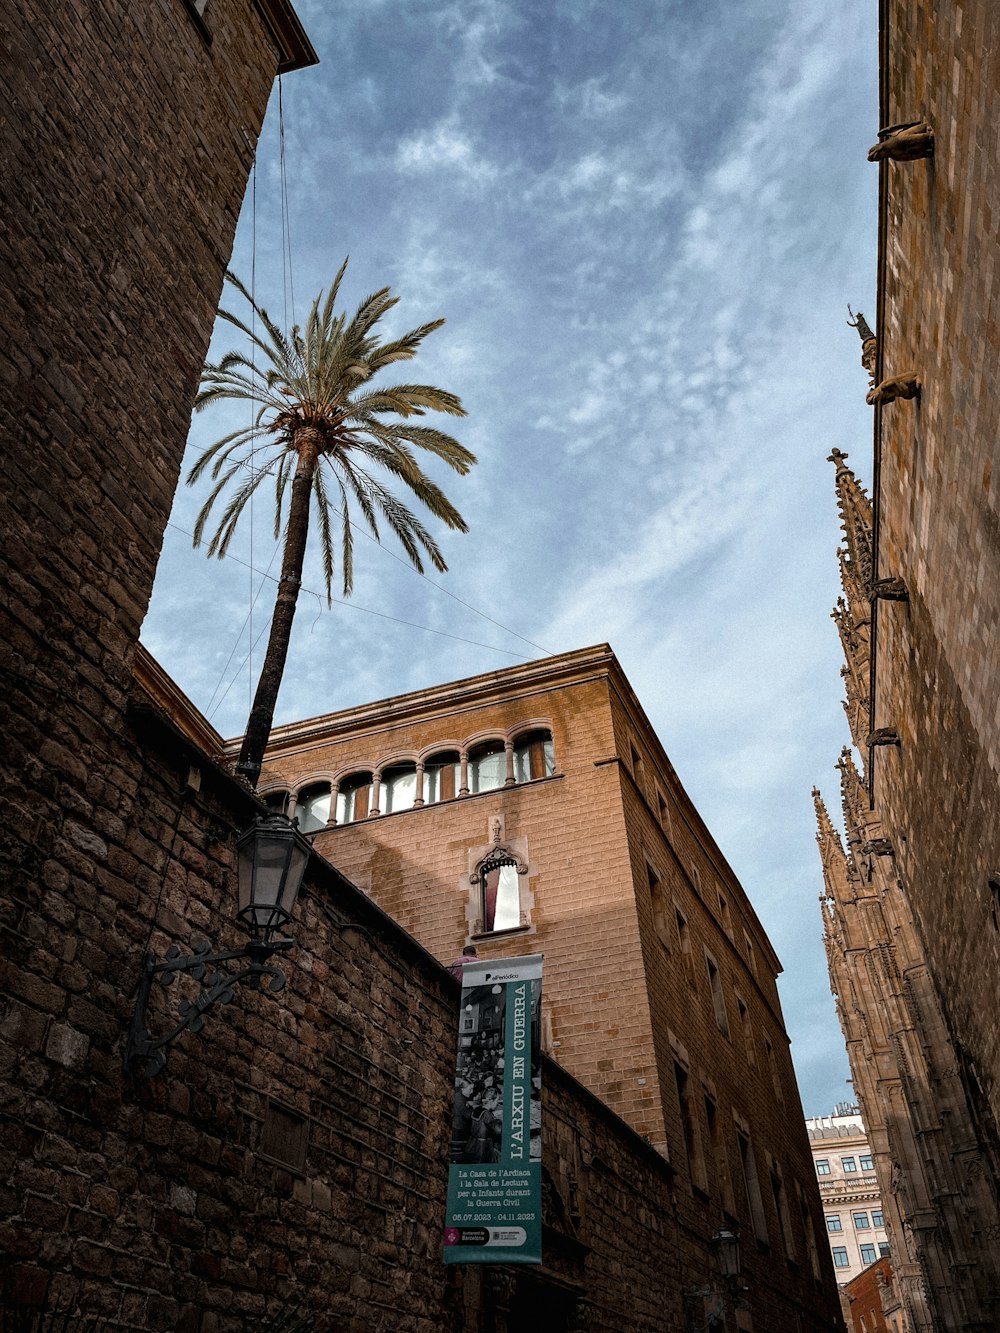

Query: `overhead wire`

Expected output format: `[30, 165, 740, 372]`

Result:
[167, 519, 538, 666]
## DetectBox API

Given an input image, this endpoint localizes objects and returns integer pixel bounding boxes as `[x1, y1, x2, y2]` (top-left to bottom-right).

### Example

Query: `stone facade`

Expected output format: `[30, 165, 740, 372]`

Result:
[805, 1109, 890, 1286]
[813, 2, 1000, 1328]
[255, 645, 843, 1328]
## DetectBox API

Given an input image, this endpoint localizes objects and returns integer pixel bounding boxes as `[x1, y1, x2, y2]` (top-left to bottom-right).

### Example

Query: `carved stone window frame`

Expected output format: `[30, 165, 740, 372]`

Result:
[463, 816, 535, 940]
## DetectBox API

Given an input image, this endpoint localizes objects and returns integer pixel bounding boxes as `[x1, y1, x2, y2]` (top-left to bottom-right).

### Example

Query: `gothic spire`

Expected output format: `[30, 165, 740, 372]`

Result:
[836, 747, 873, 876]
[813, 784, 853, 904]
[829, 449, 874, 597]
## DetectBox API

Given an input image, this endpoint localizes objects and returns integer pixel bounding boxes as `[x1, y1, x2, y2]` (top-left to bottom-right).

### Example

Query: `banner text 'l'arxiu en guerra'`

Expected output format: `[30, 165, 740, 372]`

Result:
[444, 954, 543, 1265]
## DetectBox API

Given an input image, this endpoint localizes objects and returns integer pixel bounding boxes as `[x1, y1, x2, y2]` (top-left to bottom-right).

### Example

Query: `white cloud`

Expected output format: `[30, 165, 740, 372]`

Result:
[396, 117, 501, 182]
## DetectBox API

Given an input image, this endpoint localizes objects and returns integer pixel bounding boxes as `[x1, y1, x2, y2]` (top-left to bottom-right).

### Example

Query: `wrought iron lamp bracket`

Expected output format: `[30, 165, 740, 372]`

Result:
[125, 936, 293, 1077]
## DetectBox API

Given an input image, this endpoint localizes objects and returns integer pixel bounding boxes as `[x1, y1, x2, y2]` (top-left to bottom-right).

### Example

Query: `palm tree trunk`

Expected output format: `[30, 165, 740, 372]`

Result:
[236, 436, 319, 788]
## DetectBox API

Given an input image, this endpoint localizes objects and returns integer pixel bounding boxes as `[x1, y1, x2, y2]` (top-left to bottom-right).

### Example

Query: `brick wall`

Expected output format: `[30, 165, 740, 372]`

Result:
[2, 686, 841, 1330]
[256, 648, 843, 1329]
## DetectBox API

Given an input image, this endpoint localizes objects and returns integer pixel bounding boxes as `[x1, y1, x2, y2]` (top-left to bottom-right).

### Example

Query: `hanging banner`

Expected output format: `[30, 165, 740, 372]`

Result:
[444, 953, 543, 1266]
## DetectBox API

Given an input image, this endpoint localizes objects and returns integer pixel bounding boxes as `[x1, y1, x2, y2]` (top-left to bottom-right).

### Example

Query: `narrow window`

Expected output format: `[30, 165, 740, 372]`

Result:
[815, 1159, 831, 1176]
[295, 782, 331, 833]
[878, 1242, 890, 1258]
[736, 1130, 768, 1242]
[675, 907, 691, 954]
[718, 890, 733, 938]
[853, 1211, 870, 1230]
[797, 1183, 822, 1279]
[513, 728, 554, 783]
[478, 854, 521, 933]
[629, 742, 645, 791]
[736, 995, 755, 1066]
[260, 1100, 309, 1173]
[425, 751, 459, 804]
[706, 954, 730, 1037]
[831, 1246, 850, 1269]
[648, 865, 671, 950]
[674, 1063, 707, 1192]
[704, 1094, 736, 1215]
[381, 764, 418, 814]
[468, 740, 506, 794]
[770, 1160, 796, 1261]
[764, 1034, 784, 1101]
[859, 1154, 874, 1171]
[656, 789, 671, 836]
[743, 929, 757, 976]
[336, 773, 372, 824]
[826, 1214, 843, 1232]
[263, 789, 290, 816]
[860, 1243, 877, 1265]
[871, 1209, 884, 1227]
[841, 1156, 857, 1173]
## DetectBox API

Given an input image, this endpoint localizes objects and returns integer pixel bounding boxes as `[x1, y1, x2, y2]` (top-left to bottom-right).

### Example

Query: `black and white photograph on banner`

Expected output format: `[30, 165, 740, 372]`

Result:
[450, 976, 541, 1165]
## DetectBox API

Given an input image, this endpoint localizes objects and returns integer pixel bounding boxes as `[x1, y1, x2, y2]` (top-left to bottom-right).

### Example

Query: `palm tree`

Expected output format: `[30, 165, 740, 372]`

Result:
[187, 262, 475, 788]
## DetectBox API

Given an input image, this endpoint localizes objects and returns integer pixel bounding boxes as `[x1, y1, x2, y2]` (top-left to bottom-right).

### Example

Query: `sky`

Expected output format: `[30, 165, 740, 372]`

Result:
[142, 0, 880, 1116]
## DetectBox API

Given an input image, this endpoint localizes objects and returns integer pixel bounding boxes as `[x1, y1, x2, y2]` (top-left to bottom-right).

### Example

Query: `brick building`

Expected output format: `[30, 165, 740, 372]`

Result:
[805, 1108, 890, 1285]
[812, 1, 1000, 1329]
[0, 2, 847, 1329]
[254, 645, 841, 1325]
[842, 1256, 909, 1333]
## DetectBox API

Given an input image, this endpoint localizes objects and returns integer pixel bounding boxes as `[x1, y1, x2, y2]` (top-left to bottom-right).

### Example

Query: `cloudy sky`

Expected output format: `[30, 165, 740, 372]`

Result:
[142, 0, 879, 1115]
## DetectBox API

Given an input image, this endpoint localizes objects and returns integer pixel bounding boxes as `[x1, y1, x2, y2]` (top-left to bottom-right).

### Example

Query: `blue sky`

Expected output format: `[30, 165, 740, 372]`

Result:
[143, 0, 879, 1115]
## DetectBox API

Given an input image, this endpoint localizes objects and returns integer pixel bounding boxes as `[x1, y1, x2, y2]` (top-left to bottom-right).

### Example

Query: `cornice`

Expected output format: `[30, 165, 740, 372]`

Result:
[250, 644, 617, 758]
[252, 0, 319, 73]
[133, 644, 225, 759]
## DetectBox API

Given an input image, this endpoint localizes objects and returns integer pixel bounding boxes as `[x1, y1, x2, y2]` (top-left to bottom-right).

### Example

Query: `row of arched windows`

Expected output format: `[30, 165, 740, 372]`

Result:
[264, 728, 555, 833]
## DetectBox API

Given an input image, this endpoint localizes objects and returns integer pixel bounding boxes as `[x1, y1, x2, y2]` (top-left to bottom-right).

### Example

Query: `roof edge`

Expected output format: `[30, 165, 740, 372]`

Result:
[252, 0, 319, 73]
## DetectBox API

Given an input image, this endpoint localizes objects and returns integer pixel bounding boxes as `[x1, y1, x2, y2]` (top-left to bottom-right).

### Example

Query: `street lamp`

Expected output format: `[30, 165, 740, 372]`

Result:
[684, 1227, 748, 1332]
[712, 1227, 741, 1280]
[125, 812, 311, 1077]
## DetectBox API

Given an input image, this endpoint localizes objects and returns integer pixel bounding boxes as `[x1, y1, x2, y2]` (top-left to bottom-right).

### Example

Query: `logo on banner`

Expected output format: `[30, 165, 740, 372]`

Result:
[444, 954, 543, 1266]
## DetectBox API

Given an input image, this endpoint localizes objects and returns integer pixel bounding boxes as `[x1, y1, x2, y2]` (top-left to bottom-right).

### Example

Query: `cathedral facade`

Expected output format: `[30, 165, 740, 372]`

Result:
[813, 3, 1000, 1327]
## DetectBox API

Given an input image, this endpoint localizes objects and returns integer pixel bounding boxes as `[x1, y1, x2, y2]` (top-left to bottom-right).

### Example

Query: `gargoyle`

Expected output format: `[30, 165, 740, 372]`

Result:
[867, 728, 901, 748]
[848, 306, 878, 388]
[868, 121, 934, 163]
[871, 577, 910, 603]
[867, 371, 920, 406]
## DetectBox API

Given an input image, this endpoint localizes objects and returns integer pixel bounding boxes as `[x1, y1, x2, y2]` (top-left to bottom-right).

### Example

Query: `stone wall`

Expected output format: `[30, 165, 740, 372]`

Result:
[2, 682, 831, 1330]
[869, 0, 1000, 1290]
[1, 0, 295, 1033]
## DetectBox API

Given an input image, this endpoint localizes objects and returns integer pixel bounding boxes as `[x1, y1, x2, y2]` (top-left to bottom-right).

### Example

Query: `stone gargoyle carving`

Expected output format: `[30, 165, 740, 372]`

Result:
[867, 371, 920, 406]
[867, 728, 901, 748]
[848, 306, 878, 389]
[868, 121, 934, 163]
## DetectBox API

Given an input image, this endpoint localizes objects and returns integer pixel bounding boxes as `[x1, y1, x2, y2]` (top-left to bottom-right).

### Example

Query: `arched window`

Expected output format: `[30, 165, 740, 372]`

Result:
[336, 773, 372, 824]
[295, 783, 331, 834]
[424, 750, 459, 804]
[263, 790, 289, 816]
[381, 764, 418, 815]
[513, 728, 554, 783]
[479, 854, 522, 933]
[468, 740, 505, 794]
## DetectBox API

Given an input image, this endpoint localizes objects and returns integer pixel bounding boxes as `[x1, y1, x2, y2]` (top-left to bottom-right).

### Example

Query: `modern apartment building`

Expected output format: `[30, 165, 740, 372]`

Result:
[806, 1107, 890, 1283]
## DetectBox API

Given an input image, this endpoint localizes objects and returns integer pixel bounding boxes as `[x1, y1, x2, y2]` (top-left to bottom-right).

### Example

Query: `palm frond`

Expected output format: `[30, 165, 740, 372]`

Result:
[367, 422, 477, 474]
[189, 262, 473, 618]
[311, 462, 338, 602]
